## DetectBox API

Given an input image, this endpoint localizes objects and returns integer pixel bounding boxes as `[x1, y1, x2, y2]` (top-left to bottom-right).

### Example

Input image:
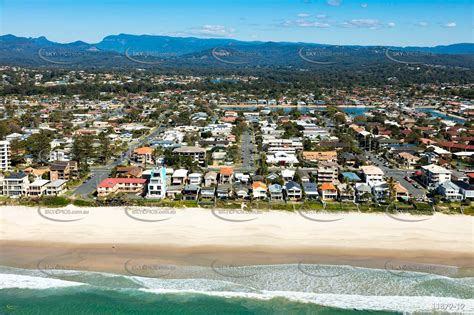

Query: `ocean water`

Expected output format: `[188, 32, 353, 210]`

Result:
[0, 263, 473, 314]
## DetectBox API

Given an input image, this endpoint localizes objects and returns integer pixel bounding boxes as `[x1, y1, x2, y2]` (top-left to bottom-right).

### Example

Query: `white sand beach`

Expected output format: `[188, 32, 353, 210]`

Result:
[0, 206, 473, 271]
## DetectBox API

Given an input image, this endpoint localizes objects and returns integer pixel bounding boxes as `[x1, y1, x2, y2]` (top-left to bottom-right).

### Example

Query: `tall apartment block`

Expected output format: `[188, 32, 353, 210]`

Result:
[0, 140, 11, 171]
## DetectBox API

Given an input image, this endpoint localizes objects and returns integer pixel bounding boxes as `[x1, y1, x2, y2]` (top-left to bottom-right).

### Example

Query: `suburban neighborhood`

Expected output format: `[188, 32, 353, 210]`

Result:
[0, 66, 472, 213]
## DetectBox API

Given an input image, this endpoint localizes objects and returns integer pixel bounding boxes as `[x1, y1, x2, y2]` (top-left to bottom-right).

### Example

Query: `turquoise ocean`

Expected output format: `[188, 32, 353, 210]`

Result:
[0, 263, 473, 314]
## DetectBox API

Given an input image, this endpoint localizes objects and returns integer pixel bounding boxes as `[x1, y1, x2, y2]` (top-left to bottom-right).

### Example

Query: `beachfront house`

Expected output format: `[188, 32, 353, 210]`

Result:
[302, 182, 319, 200]
[28, 179, 50, 197]
[166, 185, 183, 200]
[182, 184, 200, 201]
[361, 166, 385, 187]
[146, 167, 167, 199]
[319, 183, 338, 201]
[337, 183, 355, 202]
[234, 183, 250, 199]
[284, 181, 302, 201]
[355, 183, 372, 202]
[45, 179, 68, 196]
[421, 164, 451, 190]
[200, 186, 216, 200]
[454, 181, 474, 201]
[3, 172, 29, 197]
[269, 184, 284, 200]
[97, 178, 147, 197]
[437, 181, 463, 202]
[252, 181, 268, 200]
[216, 184, 232, 199]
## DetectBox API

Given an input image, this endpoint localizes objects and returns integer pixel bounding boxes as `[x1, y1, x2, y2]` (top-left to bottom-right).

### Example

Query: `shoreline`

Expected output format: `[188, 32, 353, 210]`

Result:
[1, 206, 473, 275]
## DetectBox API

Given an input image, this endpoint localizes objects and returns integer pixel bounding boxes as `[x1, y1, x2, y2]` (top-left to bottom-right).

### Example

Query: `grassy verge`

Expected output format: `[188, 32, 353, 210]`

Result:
[3, 197, 472, 215]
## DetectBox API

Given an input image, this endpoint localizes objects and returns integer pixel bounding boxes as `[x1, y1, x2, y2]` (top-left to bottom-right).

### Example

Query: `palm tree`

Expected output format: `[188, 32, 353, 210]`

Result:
[387, 177, 397, 205]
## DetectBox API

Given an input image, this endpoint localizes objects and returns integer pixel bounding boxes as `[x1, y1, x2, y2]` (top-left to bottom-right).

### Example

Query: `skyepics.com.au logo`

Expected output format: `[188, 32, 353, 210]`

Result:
[298, 46, 348, 65]
[384, 260, 461, 278]
[124, 48, 176, 65]
[211, 203, 263, 222]
[124, 206, 176, 222]
[37, 206, 89, 222]
[211, 47, 261, 65]
[37, 253, 89, 278]
[124, 259, 176, 278]
[385, 203, 433, 223]
[210, 259, 258, 279]
[38, 47, 90, 65]
[385, 48, 434, 65]
[294, 201, 345, 223]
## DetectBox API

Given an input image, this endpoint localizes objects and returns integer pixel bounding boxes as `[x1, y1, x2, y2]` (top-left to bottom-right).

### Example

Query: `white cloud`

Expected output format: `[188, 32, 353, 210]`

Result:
[298, 13, 310, 17]
[342, 19, 381, 29]
[327, 0, 342, 6]
[189, 25, 235, 37]
[443, 22, 457, 28]
[316, 14, 328, 19]
[416, 21, 429, 27]
[387, 22, 396, 28]
[296, 20, 331, 28]
[361, 3, 368, 8]
[279, 20, 294, 27]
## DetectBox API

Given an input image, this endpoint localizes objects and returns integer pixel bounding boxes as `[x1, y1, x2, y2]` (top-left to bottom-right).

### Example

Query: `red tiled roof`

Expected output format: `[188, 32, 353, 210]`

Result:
[438, 141, 474, 151]
[98, 178, 146, 188]
[220, 167, 233, 176]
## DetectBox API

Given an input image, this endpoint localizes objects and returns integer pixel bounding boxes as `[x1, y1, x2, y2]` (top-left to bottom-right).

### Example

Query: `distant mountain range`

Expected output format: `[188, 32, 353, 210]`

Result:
[0, 34, 473, 69]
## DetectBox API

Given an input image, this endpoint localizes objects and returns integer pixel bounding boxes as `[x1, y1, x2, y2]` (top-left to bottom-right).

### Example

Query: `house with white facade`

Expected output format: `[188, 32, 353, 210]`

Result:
[361, 166, 385, 187]
[3, 172, 29, 197]
[437, 181, 463, 201]
[422, 164, 451, 190]
[147, 167, 167, 199]
[28, 179, 50, 197]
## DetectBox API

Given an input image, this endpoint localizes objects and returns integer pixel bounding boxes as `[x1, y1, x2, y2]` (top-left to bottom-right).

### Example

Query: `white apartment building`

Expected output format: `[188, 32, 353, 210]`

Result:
[3, 172, 29, 198]
[46, 179, 68, 196]
[421, 164, 451, 190]
[361, 165, 385, 187]
[317, 161, 339, 183]
[146, 167, 167, 199]
[173, 146, 207, 166]
[28, 179, 50, 197]
[0, 140, 11, 171]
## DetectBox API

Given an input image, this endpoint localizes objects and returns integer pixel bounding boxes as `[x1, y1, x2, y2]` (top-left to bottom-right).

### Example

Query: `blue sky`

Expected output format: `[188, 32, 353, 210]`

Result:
[1, 0, 472, 46]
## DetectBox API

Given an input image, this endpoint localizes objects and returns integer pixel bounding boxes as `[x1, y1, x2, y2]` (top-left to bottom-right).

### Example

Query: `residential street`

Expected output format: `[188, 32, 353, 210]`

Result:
[241, 128, 256, 173]
[367, 152, 427, 200]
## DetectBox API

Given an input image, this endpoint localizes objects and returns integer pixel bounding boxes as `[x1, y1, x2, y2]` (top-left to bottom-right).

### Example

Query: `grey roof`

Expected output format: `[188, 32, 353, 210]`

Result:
[173, 146, 206, 153]
[217, 183, 232, 191]
[285, 181, 301, 191]
[453, 181, 474, 191]
[5, 172, 27, 179]
[183, 184, 200, 191]
[47, 179, 67, 188]
[269, 184, 283, 193]
[302, 182, 317, 192]
[355, 184, 371, 193]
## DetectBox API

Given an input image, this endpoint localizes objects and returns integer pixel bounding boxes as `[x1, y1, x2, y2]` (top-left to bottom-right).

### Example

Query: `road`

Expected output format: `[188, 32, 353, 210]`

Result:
[240, 128, 256, 173]
[73, 121, 165, 198]
[367, 152, 426, 200]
